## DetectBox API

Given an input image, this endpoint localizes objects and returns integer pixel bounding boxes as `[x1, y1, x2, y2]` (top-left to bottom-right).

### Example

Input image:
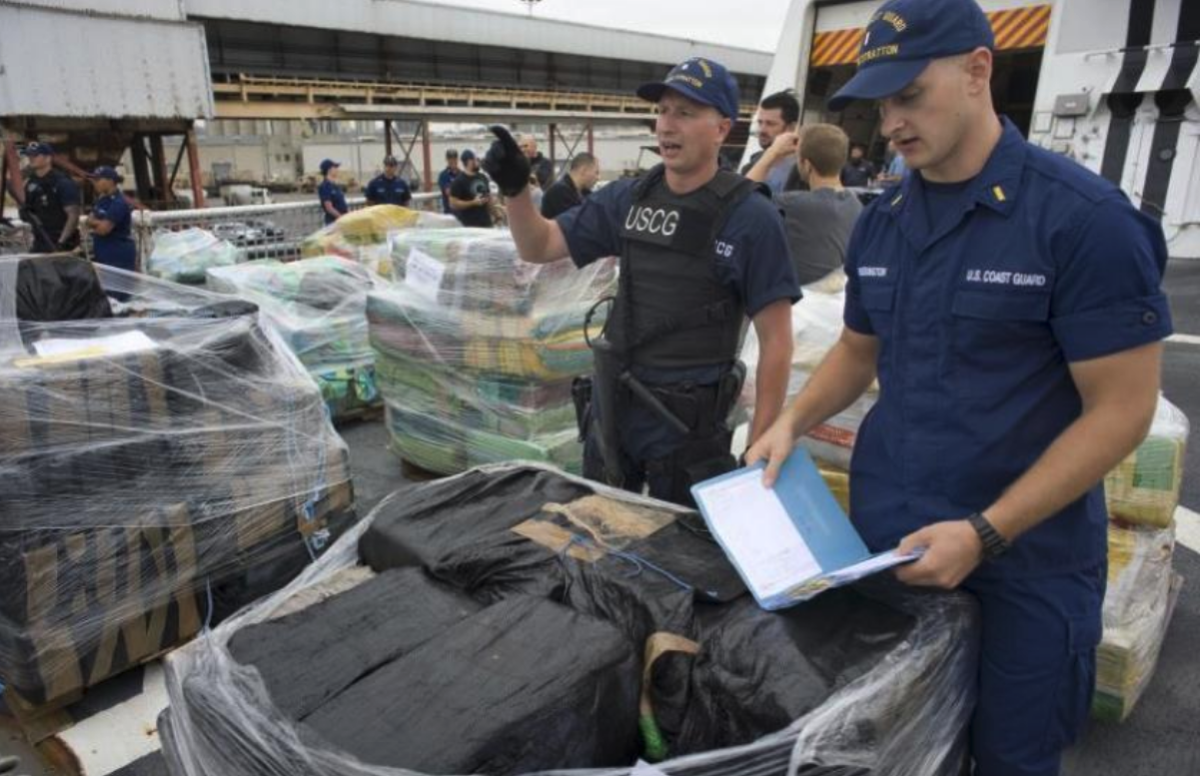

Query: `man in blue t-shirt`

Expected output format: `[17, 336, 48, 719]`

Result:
[317, 159, 348, 225]
[365, 155, 413, 207]
[483, 56, 799, 506]
[437, 149, 461, 214]
[88, 166, 137, 272]
[748, 2, 1173, 774]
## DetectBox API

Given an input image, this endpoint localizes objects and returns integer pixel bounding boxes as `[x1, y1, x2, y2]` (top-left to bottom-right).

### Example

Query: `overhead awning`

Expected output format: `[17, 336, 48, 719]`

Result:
[810, 4, 1052, 67]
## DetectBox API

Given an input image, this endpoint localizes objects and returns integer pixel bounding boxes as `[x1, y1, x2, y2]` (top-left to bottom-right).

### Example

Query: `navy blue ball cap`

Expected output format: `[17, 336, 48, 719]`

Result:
[22, 141, 55, 157]
[637, 57, 740, 119]
[460, 149, 477, 162]
[828, 0, 994, 111]
[319, 158, 340, 174]
[92, 165, 123, 183]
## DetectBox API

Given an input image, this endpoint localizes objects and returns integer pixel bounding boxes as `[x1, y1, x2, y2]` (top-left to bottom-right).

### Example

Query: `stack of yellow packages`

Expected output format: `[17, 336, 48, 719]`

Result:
[1094, 395, 1188, 722]
[300, 205, 458, 276]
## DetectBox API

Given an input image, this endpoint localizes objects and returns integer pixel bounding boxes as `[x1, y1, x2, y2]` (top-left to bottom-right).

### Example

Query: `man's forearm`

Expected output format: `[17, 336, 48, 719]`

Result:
[749, 339, 792, 444]
[783, 334, 877, 439]
[61, 206, 80, 242]
[984, 396, 1156, 542]
[745, 151, 785, 184]
[506, 189, 564, 264]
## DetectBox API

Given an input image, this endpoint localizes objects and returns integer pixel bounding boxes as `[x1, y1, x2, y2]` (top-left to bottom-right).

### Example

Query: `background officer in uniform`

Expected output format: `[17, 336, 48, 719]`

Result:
[438, 149, 461, 214]
[365, 155, 413, 207]
[88, 166, 136, 272]
[317, 159, 348, 225]
[540, 152, 600, 219]
[485, 56, 798, 505]
[20, 142, 81, 253]
[747, 1, 1173, 774]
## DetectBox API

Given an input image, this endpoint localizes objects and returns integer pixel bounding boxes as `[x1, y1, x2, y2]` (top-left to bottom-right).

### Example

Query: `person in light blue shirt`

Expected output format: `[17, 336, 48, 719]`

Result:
[879, 139, 909, 184]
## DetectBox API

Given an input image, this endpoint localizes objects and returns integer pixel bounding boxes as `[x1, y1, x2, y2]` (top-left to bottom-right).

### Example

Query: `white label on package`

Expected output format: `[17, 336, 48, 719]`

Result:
[404, 247, 446, 301]
[32, 330, 158, 361]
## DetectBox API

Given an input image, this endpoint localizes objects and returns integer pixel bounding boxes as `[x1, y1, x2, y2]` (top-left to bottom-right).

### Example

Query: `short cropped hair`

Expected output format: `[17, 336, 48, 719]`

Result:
[759, 90, 800, 126]
[800, 124, 850, 178]
[569, 152, 597, 172]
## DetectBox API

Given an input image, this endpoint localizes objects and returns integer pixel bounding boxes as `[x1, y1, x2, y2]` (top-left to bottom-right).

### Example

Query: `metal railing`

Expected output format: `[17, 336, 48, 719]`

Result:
[76, 192, 441, 265]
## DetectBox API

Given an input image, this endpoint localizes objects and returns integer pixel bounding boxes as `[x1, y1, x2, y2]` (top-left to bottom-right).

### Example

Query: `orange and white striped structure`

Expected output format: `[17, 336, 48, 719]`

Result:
[810, 4, 1053, 67]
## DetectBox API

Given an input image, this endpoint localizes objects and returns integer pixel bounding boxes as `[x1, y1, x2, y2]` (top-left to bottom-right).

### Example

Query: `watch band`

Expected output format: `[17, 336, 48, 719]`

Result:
[968, 512, 1010, 560]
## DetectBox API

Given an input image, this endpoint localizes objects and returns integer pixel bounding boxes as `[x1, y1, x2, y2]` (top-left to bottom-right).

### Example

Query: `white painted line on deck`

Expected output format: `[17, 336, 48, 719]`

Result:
[1167, 333, 1200, 346]
[1177, 505, 1200, 554]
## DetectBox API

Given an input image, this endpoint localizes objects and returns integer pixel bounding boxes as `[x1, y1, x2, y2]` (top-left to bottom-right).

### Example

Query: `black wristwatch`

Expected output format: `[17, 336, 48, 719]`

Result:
[967, 511, 1010, 561]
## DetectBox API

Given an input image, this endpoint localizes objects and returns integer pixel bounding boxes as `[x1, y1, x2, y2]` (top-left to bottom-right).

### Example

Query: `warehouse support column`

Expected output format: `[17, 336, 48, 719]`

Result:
[2, 137, 24, 208]
[385, 119, 394, 158]
[422, 120, 433, 194]
[130, 136, 153, 204]
[150, 134, 172, 203]
[587, 122, 595, 156]
[548, 122, 557, 175]
[186, 129, 205, 209]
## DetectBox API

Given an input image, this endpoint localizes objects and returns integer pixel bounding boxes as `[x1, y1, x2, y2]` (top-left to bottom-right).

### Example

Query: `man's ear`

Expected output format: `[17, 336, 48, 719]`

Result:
[716, 116, 733, 144]
[965, 47, 994, 95]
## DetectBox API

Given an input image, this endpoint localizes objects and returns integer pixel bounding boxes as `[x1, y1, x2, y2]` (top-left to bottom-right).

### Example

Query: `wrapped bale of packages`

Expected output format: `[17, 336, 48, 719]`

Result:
[161, 463, 979, 776]
[368, 229, 615, 474]
[208, 257, 381, 421]
[146, 228, 240, 284]
[300, 204, 459, 276]
[1105, 396, 1189, 528]
[1094, 521, 1181, 722]
[0, 258, 356, 720]
[741, 286, 877, 471]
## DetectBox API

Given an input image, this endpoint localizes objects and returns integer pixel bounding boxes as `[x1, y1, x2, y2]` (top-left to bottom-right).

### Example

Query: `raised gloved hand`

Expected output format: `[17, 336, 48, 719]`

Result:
[483, 125, 531, 197]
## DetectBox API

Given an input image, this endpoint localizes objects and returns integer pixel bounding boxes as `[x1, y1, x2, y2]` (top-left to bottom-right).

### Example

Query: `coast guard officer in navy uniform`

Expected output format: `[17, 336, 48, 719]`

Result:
[365, 155, 413, 207]
[88, 166, 137, 272]
[748, 1, 1173, 774]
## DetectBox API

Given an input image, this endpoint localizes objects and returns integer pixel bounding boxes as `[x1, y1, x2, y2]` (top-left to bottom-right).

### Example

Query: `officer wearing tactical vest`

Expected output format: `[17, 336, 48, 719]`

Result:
[20, 142, 82, 253]
[747, 0, 1172, 773]
[484, 57, 799, 506]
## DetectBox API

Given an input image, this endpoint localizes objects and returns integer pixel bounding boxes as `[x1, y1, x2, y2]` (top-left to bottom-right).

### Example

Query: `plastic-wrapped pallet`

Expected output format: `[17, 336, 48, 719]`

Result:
[161, 463, 979, 776]
[0, 257, 356, 719]
[208, 257, 381, 421]
[1094, 521, 1180, 722]
[368, 229, 616, 474]
[146, 228, 240, 284]
[300, 205, 459, 276]
[741, 287, 877, 469]
[1105, 396, 1189, 528]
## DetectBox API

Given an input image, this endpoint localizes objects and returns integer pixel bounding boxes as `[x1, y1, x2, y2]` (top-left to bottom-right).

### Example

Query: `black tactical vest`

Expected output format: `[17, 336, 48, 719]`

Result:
[607, 165, 758, 370]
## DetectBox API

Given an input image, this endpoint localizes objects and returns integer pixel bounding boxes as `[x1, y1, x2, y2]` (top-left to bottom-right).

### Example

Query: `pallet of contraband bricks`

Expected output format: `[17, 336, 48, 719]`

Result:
[0, 313, 356, 738]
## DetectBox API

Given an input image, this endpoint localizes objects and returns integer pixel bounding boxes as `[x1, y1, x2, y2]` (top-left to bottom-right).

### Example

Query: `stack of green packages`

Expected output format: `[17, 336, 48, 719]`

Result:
[1094, 395, 1189, 721]
[208, 257, 381, 421]
[147, 228, 240, 284]
[368, 228, 616, 474]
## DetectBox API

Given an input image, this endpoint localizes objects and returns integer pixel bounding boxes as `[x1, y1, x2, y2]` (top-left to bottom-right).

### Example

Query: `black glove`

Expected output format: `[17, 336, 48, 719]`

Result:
[483, 125, 531, 197]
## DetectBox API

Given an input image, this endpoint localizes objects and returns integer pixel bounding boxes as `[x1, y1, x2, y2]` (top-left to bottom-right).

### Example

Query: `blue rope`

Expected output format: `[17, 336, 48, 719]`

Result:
[559, 533, 696, 594]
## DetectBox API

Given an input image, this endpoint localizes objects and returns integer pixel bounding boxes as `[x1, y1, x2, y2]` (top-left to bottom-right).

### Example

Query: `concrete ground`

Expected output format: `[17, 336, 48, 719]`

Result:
[7, 262, 1199, 776]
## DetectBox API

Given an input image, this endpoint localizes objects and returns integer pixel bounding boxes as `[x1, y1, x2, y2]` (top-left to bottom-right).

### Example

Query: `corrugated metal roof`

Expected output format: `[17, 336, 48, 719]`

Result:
[183, 0, 773, 75]
[3, 0, 185, 20]
[0, 4, 214, 119]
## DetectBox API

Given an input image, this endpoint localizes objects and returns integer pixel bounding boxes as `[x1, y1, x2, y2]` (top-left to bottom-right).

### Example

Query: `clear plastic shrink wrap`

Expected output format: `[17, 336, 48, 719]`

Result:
[146, 228, 240, 284]
[207, 257, 381, 421]
[300, 205, 459, 276]
[0, 256, 356, 712]
[161, 463, 979, 776]
[1104, 396, 1189, 528]
[368, 229, 616, 474]
[1094, 521, 1180, 722]
[741, 286, 876, 472]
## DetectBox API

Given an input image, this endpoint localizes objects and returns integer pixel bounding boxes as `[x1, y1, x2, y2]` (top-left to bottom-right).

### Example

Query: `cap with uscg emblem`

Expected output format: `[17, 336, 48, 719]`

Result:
[827, 0, 994, 111]
[637, 57, 740, 119]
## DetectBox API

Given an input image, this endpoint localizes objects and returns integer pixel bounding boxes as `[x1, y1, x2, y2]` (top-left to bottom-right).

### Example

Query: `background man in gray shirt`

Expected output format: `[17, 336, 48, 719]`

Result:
[747, 124, 862, 285]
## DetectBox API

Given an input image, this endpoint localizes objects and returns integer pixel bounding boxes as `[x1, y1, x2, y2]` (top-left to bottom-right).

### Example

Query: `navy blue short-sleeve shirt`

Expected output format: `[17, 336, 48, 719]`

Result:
[843, 117, 1172, 578]
[556, 176, 800, 319]
[365, 174, 413, 207]
[318, 179, 348, 225]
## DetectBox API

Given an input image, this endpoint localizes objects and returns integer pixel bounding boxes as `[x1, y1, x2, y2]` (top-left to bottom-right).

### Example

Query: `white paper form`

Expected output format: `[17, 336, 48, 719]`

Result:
[404, 247, 446, 302]
[697, 468, 820, 600]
